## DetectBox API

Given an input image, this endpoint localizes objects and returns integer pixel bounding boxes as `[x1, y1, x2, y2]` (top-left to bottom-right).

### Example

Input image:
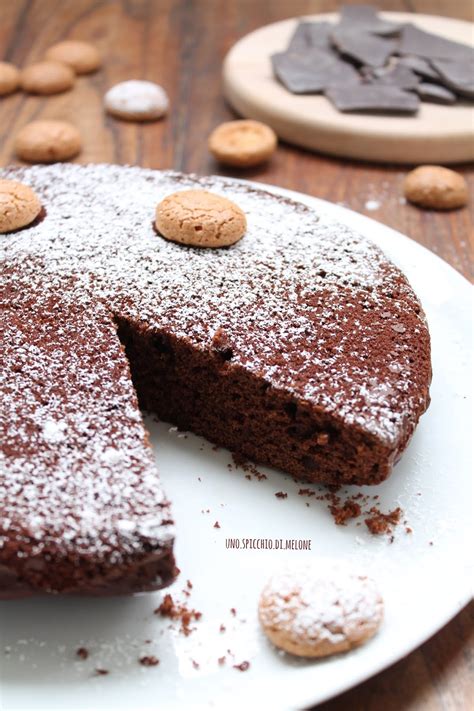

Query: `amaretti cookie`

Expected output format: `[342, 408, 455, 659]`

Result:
[21, 60, 75, 95]
[258, 563, 384, 657]
[0, 179, 42, 233]
[0, 61, 20, 96]
[104, 80, 169, 121]
[45, 40, 101, 75]
[155, 189, 247, 247]
[404, 165, 468, 210]
[15, 120, 82, 163]
[209, 119, 277, 167]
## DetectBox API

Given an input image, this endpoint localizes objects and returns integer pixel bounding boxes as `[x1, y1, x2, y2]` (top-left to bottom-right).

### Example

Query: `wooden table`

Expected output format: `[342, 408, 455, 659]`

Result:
[1, 1, 472, 708]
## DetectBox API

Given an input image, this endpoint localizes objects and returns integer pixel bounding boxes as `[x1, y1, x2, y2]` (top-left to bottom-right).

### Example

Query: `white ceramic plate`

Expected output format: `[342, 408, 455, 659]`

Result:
[0, 182, 472, 711]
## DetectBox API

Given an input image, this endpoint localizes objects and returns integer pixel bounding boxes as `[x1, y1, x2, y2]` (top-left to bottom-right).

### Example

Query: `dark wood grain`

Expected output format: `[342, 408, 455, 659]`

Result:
[0, 1, 472, 709]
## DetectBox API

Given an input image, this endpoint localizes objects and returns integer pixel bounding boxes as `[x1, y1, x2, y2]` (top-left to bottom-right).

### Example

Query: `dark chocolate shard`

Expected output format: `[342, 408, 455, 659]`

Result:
[339, 4, 403, 36]
[325, 84, 419, 113]
[415, 82, 456, 105]
[272, 48, 360, 94]
[331, 28, 397, 67]
[287, 21, 335, 53]
[430, 58, 474, 98]
[370, 64, 420, 90]
[399, 24, 474, 62]
[398, 55, 439, 80]
[305, 22, 334, 49]
[287, 21, 312, 51]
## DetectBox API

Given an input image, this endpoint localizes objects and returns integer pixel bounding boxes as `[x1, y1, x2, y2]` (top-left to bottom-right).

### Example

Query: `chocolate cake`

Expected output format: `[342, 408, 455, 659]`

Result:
[0, 165, 431, 597]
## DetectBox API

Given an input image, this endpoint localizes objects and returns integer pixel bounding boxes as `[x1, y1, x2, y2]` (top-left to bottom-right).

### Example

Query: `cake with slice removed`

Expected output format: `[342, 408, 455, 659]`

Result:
[0, 165, 431, 597]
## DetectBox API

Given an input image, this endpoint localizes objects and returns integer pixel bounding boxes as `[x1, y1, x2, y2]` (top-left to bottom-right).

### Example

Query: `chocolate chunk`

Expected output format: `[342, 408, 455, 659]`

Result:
[370, 64, 420, 90]
[398, 55, 439, 80]
[399, 24, 473, 62]
[272, 48, 360, 94]
[287, 22, 311, 50]
[339, 4, 403, 36]
[415, 82, 456, 104]
[305, 22, 334, 49]
[325, 84, 419, 113]
[278, 9, 472, 113]
[430, 58, 474, 98]
[287, 21, 335, 52]
[331, 28, 397, 67]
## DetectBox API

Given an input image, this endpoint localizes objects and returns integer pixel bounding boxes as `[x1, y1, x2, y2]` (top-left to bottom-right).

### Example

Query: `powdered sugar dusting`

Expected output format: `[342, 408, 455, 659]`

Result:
[259, 562, 383, 649]
[1, 301, 174, 566]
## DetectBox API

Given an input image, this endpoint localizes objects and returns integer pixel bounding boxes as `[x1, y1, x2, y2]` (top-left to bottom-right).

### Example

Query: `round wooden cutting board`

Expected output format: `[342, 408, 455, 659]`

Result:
[223, 12, 474, 164]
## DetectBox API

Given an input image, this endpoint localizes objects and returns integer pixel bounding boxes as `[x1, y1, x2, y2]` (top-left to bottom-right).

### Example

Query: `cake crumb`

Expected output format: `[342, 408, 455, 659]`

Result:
[76, 647, 89, 660]
[275, 491, 287, 499]
[329, 499, 361, 525]
[155, 594, 202, 636]
[233, 660, 250, 671]
[218, 655, 226, 665]
[219, 624, 226, 632]
[94, 668, 109, 676]
[364, 506, 402, 535]
[191, 659, 200, 669]
[139, 655, 159, 667]
[214, 521, 221, 528]
[231, 453, 267, 480]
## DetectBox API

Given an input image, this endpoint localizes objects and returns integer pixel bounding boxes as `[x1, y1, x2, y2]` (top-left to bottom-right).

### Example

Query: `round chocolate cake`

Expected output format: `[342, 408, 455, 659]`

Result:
[0, 164, 431, 597]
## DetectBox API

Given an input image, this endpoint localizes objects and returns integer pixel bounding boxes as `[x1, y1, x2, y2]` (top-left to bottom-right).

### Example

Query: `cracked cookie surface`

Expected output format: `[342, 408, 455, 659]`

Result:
[155, 189, 247, 248]
[0, 179, 42, 233]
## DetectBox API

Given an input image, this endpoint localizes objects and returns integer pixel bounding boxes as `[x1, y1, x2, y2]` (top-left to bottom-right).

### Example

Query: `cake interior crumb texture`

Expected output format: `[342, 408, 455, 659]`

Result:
[0, 165, 431, 597]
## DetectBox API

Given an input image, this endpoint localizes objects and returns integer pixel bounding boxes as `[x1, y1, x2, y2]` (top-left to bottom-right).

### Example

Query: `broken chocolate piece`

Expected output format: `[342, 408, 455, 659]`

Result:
[272, 48, 359, 94]
[331, 28, 397, 68]
[370, 64, 420, 90]
[325, 84, 419, 113]
[430, 58, 474, 98]
[288, 22, 336, 51]
[274, 8, 473, 115]
[415, 82, 456, 104]
[339, 4, 403, 36]
[398, 55, 440, 80]
[287, 21, 311, 51]
[399, 24, 473, 62]
[305, 22, 334, 49]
